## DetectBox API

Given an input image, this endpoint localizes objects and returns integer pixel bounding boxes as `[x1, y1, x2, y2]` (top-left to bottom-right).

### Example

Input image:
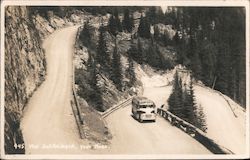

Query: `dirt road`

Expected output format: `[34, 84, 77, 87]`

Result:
[21, 26, 81, 154]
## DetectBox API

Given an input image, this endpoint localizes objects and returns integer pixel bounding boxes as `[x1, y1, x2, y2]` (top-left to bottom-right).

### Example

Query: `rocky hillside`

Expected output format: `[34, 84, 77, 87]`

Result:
[5, 6, 47, 154]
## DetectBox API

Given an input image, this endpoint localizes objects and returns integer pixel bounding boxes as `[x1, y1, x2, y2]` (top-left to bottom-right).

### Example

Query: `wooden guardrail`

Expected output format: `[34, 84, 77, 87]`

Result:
[157, 108, 234, 154]
[70, 25, 86, 139]
[195, 83, 246, 118]
[101, 97, 133, 118]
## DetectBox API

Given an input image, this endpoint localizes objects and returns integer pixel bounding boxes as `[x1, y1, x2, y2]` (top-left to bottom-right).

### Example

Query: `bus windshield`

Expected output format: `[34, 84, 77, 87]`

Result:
[139, 105, 154, 108]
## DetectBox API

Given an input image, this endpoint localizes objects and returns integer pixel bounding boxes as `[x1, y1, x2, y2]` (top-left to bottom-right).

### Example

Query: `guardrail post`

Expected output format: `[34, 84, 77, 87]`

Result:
[171, 117, 176, 126]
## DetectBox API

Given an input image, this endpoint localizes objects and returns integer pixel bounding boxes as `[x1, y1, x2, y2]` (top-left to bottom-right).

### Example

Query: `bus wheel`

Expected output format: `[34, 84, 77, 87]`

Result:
[136, 113, 139, 120]
[139, 114, 143, 123]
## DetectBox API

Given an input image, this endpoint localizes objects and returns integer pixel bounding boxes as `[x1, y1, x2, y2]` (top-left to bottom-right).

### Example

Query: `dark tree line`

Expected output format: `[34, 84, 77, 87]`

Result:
[108, 8, 134, 36]
[126, 50, 136, 87]
[111, 41, 123, 91]
[168, 72, 207, 132]
[171, 7, 246, 107]
[127, 37, 174, 70]
[82, 6, 146, 16]
[137, 15, 151, 39]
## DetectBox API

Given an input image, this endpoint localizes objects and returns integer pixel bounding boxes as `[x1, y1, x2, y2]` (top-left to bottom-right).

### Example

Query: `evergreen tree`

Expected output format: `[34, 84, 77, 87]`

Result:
[182, 83, 192, 122]
[89, 58, 104, 112]
[123, 8, 133, 32]
[146, 6, 157, 24]
[96, 25, 111, 72]
[114, 9, 123, 32]
[153, 25, 160, 41]
[184, 78, 207, 132]
[127, 50, 136, 87]
[189, 38, 202, 80]
[108, 15, 117, 36]
[157, 7, 165, 23]
[168, 71, 183, 117]
[199, 41, 217, 87]
[111, 40, 123, 91]
[196, 105, 207, 132]
[145, 44, 162, 69]
[138, 15, 151, 39]
[185, 79, 197, 124]
[214, 43, 230, 95]
[137, 38, 144, 64]
[79, 21, 93, 48]
[164, 9, 176, 25]
[168, 73, 207, 131]
[127, 40, 138, 61]
[86, 51, 94, 71]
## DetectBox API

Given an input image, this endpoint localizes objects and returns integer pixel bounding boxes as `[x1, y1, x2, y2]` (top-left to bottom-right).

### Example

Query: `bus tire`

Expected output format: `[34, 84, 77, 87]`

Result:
[139, 114, 143, 123]
[136, 113, 139, 120]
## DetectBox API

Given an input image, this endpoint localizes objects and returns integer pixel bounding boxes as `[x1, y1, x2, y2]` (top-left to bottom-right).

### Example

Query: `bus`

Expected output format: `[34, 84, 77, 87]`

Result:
[132, 96, 156, 122]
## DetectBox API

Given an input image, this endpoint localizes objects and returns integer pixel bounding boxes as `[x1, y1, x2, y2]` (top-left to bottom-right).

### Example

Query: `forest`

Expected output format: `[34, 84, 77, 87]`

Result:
[170, 7, 246, 108]
[76, 6, 246, 109]
[31, 6, 246, 110]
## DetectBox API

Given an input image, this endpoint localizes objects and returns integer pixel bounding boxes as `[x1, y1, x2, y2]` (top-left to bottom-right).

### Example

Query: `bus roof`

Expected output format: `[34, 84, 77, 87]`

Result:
[132, 96, 154, 105]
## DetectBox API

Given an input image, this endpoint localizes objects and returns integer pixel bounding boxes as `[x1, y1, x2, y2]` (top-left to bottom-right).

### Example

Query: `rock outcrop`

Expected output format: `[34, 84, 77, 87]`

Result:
[4, 6, 47, 154]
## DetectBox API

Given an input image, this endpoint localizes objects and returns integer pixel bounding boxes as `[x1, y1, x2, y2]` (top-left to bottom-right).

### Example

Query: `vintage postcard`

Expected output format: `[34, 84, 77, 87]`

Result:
[0, 0, 249, 159]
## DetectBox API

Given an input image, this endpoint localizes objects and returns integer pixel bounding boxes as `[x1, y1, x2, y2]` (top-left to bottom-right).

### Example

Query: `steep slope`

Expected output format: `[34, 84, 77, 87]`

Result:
[194, 85, 246, 154]
[4, 6, 46, 154]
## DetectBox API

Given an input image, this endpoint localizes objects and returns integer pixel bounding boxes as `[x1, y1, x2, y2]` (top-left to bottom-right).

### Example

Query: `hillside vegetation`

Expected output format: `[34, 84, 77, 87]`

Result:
[75, 7, 177, 112]
[74, 6, 245, 113]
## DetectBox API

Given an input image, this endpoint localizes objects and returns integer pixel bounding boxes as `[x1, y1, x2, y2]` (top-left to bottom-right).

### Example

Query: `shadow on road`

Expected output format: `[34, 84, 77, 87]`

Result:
[130, 114, 156, 123]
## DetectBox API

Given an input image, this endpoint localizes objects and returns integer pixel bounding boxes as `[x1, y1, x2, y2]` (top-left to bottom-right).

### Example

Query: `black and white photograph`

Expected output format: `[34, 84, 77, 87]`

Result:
[0, 0, 249, 159]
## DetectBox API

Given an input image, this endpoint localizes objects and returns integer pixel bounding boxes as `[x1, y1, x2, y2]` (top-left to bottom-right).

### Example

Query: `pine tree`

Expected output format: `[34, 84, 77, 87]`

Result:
[145, 44, 162, 69]
[199, 41, 217, 86]
[89, 57, 104, 111]
[96, 25, 111, 72]
[190, 38, 202, 80]
[137, 38, 144, 64]
[146, 6, 157, 24]
[184, 79, 197, 125]
[182, 83, 192, 122]
[196, 105, 207, 132]
[127, 50, 136, 87]
[79, 21, 93, 48]
[138, 15, 151, 39]
[183, 78, 207, 131]
[128, 40, 138, 61]
[153, 25, 160, 41]
[108, 15, 117, 36]
[111, 40, 123, 91]
[214, 43, 230, 95]
[114, 9, 122, 32]
[86, 51, 93, 71]
[123, 8, 133, 32]
[168, 71, 183, 117]
[168, 73, 207, 131]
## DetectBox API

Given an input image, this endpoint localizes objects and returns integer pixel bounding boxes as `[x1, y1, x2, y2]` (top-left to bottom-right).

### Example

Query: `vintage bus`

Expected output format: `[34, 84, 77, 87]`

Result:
[132, 96, 156, 122]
